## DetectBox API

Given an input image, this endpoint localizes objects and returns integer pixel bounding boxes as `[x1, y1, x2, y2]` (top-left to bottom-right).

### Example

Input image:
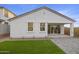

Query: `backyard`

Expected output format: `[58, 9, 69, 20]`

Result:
[0, 39, 64, 54]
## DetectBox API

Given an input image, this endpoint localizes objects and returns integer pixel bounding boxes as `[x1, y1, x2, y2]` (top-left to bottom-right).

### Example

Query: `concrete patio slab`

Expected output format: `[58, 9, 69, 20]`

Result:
[51, 37, 79, 54]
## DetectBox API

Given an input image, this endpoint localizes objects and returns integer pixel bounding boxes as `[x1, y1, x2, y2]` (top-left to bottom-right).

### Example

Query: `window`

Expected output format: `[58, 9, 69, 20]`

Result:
[40, 23, 45, 31]
[4, 9, 8, 17]
[28, 22, 33, 31]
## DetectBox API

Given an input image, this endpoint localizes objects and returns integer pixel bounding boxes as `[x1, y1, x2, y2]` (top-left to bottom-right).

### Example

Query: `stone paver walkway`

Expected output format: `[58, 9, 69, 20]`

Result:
[51, 37, 79, 54]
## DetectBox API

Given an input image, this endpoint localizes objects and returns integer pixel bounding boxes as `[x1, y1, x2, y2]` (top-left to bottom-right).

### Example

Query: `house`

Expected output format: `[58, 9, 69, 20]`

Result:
[0, 7, 16, 36]
[9, 6, 75, 38]
[0, 7, 16, 22]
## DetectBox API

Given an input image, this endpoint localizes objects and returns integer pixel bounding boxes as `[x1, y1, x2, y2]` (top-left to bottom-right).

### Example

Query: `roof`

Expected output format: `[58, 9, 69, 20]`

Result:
[8, 6, 76, 22]
[0, 7, 16, 16]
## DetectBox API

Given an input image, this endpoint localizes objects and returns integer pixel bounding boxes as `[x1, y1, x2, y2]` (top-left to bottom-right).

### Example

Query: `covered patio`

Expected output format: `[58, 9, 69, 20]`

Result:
[47, 23, 74, 37]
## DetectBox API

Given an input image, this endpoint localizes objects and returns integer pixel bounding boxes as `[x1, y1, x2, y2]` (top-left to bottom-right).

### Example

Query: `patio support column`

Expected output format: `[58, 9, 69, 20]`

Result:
[46, 22, 48, 37]
[70, 23, 74, 37]
[60, 25, 64, 35]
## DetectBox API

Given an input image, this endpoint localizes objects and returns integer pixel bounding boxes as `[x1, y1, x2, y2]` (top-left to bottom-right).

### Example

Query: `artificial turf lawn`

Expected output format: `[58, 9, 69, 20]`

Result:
[0, 40, 64, 54]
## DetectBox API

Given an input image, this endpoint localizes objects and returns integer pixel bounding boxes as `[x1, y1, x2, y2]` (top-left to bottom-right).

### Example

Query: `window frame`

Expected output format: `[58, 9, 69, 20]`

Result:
[40, 23, 45, 31]
[28, 22, 33, 32]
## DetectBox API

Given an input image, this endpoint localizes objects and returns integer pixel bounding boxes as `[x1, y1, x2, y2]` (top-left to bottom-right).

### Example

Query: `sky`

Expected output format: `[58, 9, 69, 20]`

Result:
[0, 4, 79, 27]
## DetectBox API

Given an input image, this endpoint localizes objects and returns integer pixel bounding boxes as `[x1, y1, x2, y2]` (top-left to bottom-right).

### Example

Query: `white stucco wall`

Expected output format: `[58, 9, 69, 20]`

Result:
[10, 21, 48, 38]
[0, 24, 9, 35]
[10, 9, 74, 38]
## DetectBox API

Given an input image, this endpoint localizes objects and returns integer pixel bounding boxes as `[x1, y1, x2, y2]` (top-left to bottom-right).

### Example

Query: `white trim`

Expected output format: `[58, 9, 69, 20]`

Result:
[60, 25, 64, 35]
[70, 23, 74, 37]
